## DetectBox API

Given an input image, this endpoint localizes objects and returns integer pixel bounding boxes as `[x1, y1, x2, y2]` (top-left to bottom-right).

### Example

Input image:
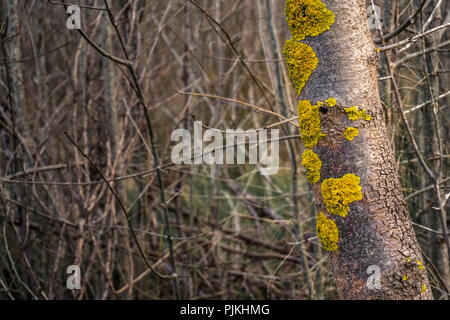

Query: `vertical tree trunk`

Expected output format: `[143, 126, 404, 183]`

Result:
[284, 0, 432, 299]
[6, 0, 27, 247]
[422, 2, 450, 295]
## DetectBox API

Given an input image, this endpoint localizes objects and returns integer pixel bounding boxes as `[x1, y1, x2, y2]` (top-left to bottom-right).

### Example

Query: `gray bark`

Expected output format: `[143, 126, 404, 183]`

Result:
[301, 0, 432, 299]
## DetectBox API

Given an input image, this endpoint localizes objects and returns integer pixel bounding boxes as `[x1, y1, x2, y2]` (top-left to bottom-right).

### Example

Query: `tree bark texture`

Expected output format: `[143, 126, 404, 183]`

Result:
[289, 0, 433, 299]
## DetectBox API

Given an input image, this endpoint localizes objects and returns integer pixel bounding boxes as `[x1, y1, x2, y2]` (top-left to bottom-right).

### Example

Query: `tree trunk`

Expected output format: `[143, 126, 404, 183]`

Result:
[284, 0, 432, 299]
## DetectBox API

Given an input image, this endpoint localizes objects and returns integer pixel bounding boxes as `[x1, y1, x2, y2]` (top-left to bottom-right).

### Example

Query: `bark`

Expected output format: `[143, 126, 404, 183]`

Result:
[300, 0, 432, 299]
[6, 0, 27, 247]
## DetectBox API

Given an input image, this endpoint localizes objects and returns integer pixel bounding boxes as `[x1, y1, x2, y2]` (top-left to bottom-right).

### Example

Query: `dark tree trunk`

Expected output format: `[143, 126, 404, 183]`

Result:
[285, 0, 433, 299]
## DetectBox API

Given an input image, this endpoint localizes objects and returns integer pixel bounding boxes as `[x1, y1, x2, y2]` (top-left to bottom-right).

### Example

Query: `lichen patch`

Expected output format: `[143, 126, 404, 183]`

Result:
[344, 106, 372, 121]
[298, 100, 326, 148]
[321, 173, 363, 218]
[283, 40, 318, 95]
[325, 97, 337, 107]
[285, 0, 335, 41]
[344, 127, 359, 141]
[302, 149, 322, 184]
[316, 211, 339, 251]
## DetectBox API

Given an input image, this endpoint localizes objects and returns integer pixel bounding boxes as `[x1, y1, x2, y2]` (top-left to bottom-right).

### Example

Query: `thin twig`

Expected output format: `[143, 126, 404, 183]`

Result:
[374, 0, 429, 44]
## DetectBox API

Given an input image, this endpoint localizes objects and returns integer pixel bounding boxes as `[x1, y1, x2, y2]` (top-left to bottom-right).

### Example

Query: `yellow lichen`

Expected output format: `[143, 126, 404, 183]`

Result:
[285, 0, 335, 41]
[298, 100, 326, 148]
[344, 127, 359, 141]
[325, 97, 336, 107]
[302, 149, 322, 184]
[416, 260, 424, 270]
[344, 106, 372, 121]
[321, 173, 363, 218]
[283, 39, 318, 95]
[316, 211, 339, 251]
[421, 284, 426, 295]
